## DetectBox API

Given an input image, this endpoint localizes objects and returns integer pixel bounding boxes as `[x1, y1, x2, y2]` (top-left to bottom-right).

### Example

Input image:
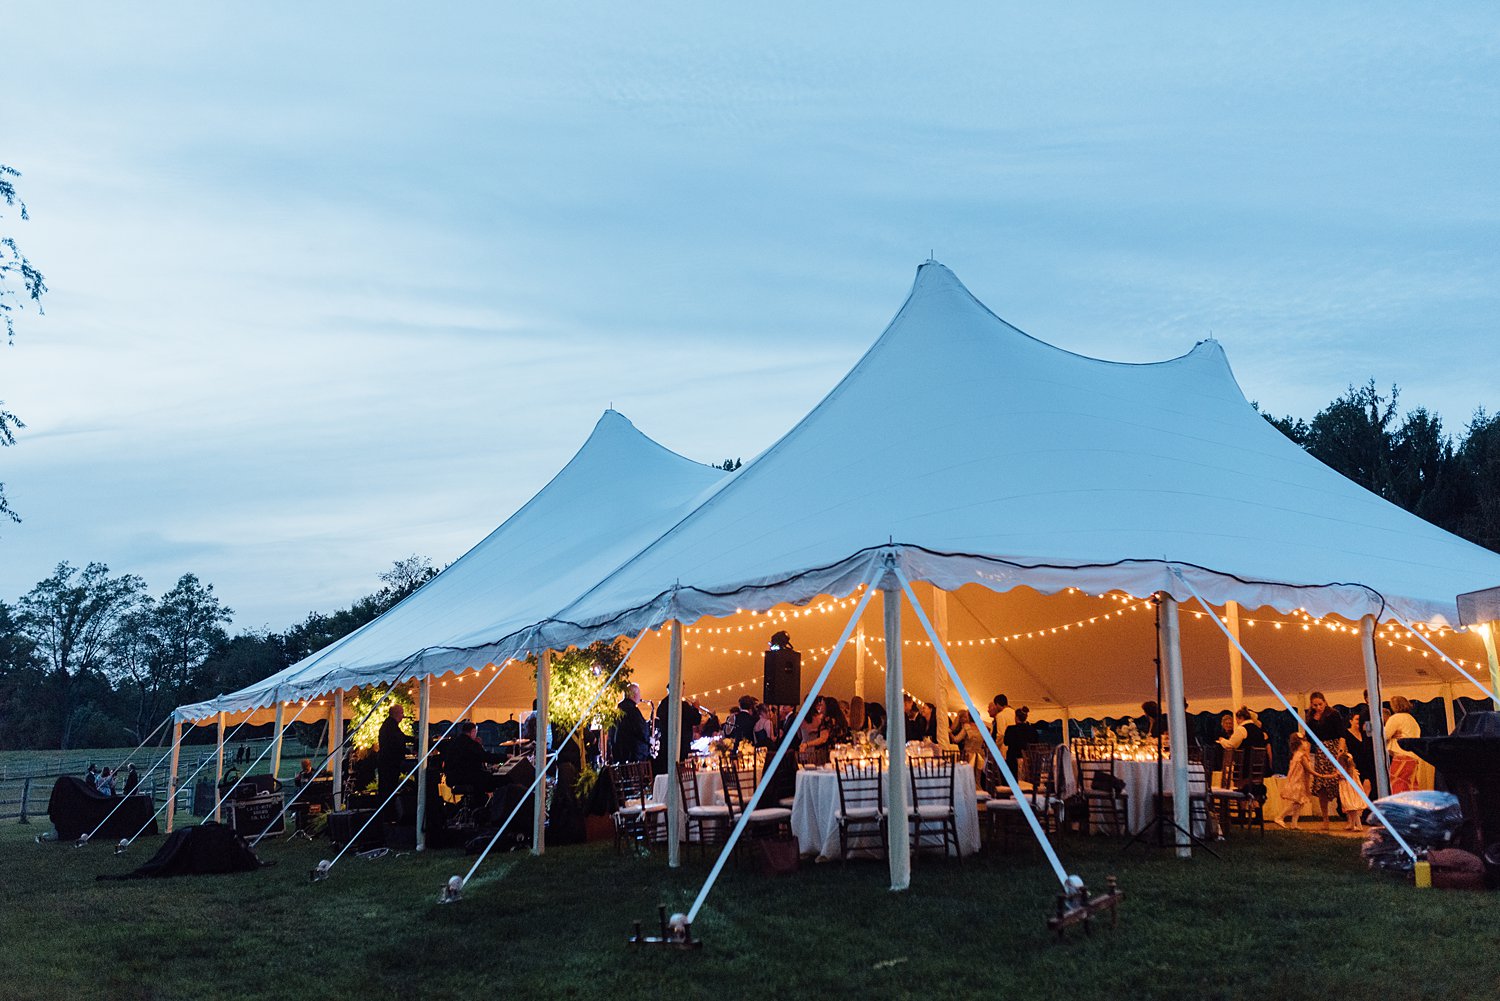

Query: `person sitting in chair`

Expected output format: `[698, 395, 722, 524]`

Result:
[439, 721, 504, 799]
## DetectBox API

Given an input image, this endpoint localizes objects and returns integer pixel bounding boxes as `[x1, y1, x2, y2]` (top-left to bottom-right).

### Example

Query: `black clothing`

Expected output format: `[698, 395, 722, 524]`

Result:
[613, 698, 652, 762]
[653, 700, 702, 775]
[1003, 721, 1038, 775]
[1346, 729, 1375, 785]
[376, 715, 410, 796]
[1307, 708, 1347, 744]
[1137, 713, 1167, 738]
[1240, 721, 1270, 753]
[123, 769, 140, 796]
[440, 734, 502, 793]
[728, 708, 757, 746]
[905, 711, 932, 743]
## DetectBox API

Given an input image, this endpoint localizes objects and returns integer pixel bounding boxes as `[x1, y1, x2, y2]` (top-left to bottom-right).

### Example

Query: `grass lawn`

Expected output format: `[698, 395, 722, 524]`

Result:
[1, 818, 1496, 1001]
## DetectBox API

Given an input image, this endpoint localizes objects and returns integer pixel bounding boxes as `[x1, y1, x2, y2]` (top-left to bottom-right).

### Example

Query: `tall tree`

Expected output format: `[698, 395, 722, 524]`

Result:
[16, 562, 145, 748]
[1, 164, 47, 529]
[1302, 381, 1399, 497]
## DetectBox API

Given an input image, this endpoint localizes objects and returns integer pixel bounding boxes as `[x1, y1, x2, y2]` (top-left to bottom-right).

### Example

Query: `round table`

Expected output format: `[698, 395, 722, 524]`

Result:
[790, 763, 981, 860]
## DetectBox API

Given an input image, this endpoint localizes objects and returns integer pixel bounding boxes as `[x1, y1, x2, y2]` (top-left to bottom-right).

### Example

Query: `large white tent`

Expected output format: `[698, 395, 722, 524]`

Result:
[185, 262, 1500, 727]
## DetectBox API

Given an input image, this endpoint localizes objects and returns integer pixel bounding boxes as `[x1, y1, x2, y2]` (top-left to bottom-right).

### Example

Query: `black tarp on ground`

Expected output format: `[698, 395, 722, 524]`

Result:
[99, 822, 264, 880]
[47, 776, 156, 841]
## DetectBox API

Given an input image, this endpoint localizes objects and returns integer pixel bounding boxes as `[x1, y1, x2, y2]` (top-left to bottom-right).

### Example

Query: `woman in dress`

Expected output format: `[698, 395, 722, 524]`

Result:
[1384, 695, 1423, 794]
[819, 696, 852, 746]
[1305, 691, 1347, 831]
[1345, 711, 1374, 796]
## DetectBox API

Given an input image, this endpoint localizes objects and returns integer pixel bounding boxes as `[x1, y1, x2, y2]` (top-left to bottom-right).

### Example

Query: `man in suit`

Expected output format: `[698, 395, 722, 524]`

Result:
[653, 686, 703, 775]
[377, 703, 412, 821]
[613, 683, 652, 762]
[988, 693, 1015, 742]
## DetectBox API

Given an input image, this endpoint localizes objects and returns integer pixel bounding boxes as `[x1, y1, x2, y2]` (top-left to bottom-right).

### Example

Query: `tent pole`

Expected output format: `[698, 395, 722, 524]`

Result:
[1226, 600, 1244, 712]
[331, 691, 345, 812]
[270, 700, 286, 784]
[533, 649, 551, 856]
[667, 620, 684, 868]
[165, 717, 182, 833]
[214, 711, 226, 822]
[1161, 594, 1192, 858]
[1442, 682, 1457, 736]
[415, 676, 431, 852]
[883, 584, 911, 891]
[930, 585, 953, 749]
[1360, 617, 1391, 799]
[1060, 705, 1072, 744]
[854, 623, 866, 702]
[1480, 623, 1500, 712]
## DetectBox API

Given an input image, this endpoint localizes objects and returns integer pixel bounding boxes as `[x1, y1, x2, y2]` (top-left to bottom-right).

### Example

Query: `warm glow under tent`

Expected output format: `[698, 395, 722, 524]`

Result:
[181, 262, 1500, 727]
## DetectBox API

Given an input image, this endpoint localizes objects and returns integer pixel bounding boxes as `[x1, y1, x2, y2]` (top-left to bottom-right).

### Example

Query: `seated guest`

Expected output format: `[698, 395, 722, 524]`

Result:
[798, 701, 828, 747]
[1002, 707, 1038, 777]
[1217, 707, 1269, 754]
[294, 758, 316, 788]
[864, 701, 888, 737]
[439, 721, 504, 796]
[820, 697, 853, 746]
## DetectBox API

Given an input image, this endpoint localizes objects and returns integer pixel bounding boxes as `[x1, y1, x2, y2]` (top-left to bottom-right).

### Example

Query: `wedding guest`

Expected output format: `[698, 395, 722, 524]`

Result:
[987, 693, 1015, 742]
[864, 702, 887, 737]
[1138, 700, 1167, 738]
[848, 695, 867, 731]
[1305, 692, 1347, 830]
[1277, 732, 1312, 828]
[123, 763, 140, 796]
[1003, 706, 1038, 777]
[1345, 711, 1374, 795]
[950, 709, 985, 767]
[820, 697, 852, 746]
[1384, 696, 1423, 794]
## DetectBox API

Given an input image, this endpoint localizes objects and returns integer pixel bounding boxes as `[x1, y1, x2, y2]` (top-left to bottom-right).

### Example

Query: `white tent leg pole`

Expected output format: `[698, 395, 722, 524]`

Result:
[667, 620, 684, 869]
[930, 585, 953, 749]
[1226, 600, 1244, 712]
[533, 649, 551, 856]
[893, 568, 1071, 888]
[1173, 570, 1417, 862]
[1482, 624, 1500, 712]
[684, 566, 880, 925]
[1361, 617, 1391, 799]
[1161, 595, 1192, 859]
[416, 676, 431, 852]
[854, 623, 867, 702]
[331, 691, 345, 812]
[270, 701, 285, 783]
[214, 711, 226, 822]
[1060, 705, 1072, 744]
[1442, 682, 1457, 736]
[883, 585, 911, 892]
[165, 718, 182, 833]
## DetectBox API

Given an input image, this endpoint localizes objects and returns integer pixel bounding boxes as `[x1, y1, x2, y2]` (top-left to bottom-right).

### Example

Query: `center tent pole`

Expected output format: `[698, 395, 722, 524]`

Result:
[854, 623, 867, 701]
[883, 583, 911, 891]
[415, 675, 432, 852]
[533, 649, 551, 856]
[1160, 595, 1192, 859]
[684, 562, 881, 925]
[1360, 617, 1391, 799]
[666, 618, 685, 869]
[893, 568, 1071, 888]
[1226, 600, 1245, 712]
[1172, 571, 1417, 861]
[931, 584, 953, 751]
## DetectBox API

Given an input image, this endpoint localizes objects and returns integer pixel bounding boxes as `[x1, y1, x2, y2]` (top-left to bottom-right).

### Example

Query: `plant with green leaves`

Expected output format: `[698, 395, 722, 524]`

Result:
[345, 683, 415, 752]
[533, 641, 628, 793]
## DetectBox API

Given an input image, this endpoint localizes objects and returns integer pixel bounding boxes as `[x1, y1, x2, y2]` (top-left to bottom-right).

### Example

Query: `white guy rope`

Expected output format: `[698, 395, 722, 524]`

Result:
[324, 635, 540, 873]
[459, 619, 660, 888]
[1173, 570, 1417, 861]
[686, 558, 881, 925]
[214, 698, 312, 804]
[894, 568, 1071, 888]
[1388, 612, 1499, 704]
[121, 715, 257, 847]
[81, 712, 179, 843]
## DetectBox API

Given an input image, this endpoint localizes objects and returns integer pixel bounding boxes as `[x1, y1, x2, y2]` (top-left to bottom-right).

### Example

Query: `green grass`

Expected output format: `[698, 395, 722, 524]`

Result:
[1, 820, 1496, 1001]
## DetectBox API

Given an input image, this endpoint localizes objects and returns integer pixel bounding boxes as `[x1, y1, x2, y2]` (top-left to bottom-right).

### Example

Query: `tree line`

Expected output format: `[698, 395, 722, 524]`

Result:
[0, 556, 435, 750]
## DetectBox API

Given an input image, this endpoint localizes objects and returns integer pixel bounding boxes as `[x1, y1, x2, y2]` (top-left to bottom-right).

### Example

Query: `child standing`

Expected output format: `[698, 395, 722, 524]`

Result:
[1337, 747, 1364, 831]
[1276, 732, 1311, 828]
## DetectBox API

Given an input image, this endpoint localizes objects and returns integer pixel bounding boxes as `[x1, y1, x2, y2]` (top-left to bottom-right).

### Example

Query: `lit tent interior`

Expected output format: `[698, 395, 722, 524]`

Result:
[174, 262, 1500, 832]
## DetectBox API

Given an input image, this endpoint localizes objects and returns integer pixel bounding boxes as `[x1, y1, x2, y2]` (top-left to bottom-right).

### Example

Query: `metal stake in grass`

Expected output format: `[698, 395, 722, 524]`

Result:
[628, 906, 701, 950]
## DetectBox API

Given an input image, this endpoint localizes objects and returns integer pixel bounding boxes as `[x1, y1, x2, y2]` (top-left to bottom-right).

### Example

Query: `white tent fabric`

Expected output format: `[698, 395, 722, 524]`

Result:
[534, 262, 1500, 652]
[178, 410, 725, 721]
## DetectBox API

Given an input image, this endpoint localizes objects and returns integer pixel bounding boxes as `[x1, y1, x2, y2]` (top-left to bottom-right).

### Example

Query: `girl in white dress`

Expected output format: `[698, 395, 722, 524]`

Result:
[1277, 733, 1312, 828]
[1336, 746, 1364, 830]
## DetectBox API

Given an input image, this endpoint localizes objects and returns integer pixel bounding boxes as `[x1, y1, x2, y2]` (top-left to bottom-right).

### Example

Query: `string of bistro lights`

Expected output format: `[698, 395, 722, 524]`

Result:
[278, 591, 1484, 707]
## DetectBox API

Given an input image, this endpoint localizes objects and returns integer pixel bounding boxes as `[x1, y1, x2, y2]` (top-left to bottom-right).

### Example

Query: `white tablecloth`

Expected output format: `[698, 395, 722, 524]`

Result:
[650, 769, 724, 841]
[790, 764, 981, 859]
[1083, 757, 1207, 836]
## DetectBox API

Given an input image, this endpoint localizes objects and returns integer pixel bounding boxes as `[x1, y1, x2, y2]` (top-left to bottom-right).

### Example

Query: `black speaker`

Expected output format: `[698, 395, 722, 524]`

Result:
[763, 649, 802, 706]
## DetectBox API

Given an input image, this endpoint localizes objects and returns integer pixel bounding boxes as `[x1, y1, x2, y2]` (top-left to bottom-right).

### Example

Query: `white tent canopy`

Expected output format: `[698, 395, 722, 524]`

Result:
[178, 410, 725, 722]
[536, 262, 1500, 652]
[182, 263, 1500, 726]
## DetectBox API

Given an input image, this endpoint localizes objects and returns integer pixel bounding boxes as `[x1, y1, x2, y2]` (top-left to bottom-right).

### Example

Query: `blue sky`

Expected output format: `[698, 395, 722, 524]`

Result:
[2, 4, 1497, 627]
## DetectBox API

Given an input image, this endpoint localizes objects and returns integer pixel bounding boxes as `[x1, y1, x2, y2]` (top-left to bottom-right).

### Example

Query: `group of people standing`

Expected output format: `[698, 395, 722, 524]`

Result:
[83, 762, 139, 797]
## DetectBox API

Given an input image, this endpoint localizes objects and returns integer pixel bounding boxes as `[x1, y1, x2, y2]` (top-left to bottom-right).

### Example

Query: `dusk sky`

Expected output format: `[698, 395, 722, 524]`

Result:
[3, 4, 1497, 629]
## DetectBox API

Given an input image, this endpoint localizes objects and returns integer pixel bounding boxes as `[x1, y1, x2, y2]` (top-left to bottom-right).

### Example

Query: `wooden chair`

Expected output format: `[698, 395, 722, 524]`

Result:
[834, 758, 886, 861]
[718, 758, 792, 839]
[1156, 746, 1212, 840]
[1210, 748, 1268, 835]
[609, 761, 666, 854]
[1076, 754, 1128, 837]
[908, 755, 961, 859]
[677, 757, 731, 856]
